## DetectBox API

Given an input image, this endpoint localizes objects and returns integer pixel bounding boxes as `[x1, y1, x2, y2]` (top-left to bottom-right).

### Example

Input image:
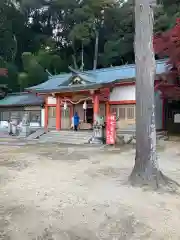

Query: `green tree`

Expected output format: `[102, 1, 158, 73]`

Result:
[0, 0, 20, 62]
[1, 0, 180, 93]
[18, 72, 29, 92]
[18, 52, 48, 90]
[36, 49, 68, 74]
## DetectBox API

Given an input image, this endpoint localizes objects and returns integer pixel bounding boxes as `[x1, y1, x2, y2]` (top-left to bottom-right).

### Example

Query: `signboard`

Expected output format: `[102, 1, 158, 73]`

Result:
[106, 113, 116, 145]
[174, 113, 180, 123]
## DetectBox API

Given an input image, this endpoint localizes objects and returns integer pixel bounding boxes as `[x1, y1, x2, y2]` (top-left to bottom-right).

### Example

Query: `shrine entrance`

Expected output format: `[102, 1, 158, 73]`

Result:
[61, 106, 71, 130]
[86, 108, 93, 124]
[73, 102, 94, 130]
[45, 85, 110, 131]
[48, 107, 56, 128]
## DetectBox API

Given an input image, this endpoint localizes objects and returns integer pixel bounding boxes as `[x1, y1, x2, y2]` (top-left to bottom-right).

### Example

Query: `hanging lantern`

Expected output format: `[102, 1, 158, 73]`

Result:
[83, 101, 87, 110]
[90, 90, 94, 95]
[63, 101, 67, 110]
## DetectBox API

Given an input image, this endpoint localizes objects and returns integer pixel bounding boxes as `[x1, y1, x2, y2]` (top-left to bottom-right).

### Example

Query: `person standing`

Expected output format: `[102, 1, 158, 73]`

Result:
[73, 112, 80, 131]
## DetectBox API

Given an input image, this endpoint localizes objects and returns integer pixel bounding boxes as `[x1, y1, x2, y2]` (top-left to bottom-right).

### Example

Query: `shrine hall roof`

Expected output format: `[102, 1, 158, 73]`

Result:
[27, 59, 167, 93]
[0, 92, 44, 107]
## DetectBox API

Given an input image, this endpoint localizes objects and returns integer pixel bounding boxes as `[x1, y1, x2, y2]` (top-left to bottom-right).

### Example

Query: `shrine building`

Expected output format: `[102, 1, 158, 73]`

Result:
[27, 59, 166, 132]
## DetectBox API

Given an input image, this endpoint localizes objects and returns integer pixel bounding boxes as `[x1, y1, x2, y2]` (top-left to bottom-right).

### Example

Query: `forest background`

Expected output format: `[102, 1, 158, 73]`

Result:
[0, 0, 177, 92]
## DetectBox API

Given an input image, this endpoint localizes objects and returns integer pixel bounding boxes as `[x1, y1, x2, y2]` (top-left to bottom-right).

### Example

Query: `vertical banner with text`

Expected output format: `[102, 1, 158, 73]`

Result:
[106, 113, 116, 145]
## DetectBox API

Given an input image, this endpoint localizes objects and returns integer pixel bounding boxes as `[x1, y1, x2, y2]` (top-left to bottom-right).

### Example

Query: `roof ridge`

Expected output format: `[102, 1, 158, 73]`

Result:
[49, 73, 71, 79]
[87, 64, 136, 73]
[86, 59, 167, 74]
[7, 91, 31, 96]
[76, 71, 96, 77]
[45, 59, 167, 78]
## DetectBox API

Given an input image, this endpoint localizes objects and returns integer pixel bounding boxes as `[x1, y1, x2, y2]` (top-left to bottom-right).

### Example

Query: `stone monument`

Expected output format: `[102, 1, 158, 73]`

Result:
[11, 119, 18, 136]
[90, 115, 105, 144]
[8, 120, 12, 135]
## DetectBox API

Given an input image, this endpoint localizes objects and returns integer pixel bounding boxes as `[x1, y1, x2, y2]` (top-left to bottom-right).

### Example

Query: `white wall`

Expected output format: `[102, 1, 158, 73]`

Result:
[109, 85, 163, 130]
[0, 121, 8, 129]
[110, 85, 135, 101]
[47, 96, 56, 104]
[41, 108, 45, 127]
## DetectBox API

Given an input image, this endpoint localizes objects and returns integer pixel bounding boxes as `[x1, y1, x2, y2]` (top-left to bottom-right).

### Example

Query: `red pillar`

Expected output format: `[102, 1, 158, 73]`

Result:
[45, 97, 48, 129]
[56, 95, 61, 131]
[93, 94, 99, 123]
[105, 101, 110, 123]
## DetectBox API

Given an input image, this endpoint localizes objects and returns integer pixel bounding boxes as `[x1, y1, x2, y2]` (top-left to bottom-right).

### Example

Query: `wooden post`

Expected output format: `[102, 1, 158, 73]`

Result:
[45, 97, 48, 129]
[93, 94, 99, 123]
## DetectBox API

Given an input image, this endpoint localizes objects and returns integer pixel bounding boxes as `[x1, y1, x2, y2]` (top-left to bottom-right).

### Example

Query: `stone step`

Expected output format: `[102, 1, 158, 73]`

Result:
[40, 138, 91, 142]
[39, 139, 90, 144]
[45, 135, 92, 139]
[26, 129, 47, 140]
[48, 131, 92, 136]
[39, 138, 91, 141]
[41, 135, 90, 139]
[50, 130, 92, 133]
[50, 138, 89, 142]
[38, 130, 93, 144]
[41, 132, 92, 138]
[41, 134, 92, 139]
[42, 134, 92, 138]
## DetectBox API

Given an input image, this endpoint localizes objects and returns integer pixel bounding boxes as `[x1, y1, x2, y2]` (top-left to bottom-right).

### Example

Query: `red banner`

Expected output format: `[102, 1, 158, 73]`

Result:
[106, 113, 116, 145]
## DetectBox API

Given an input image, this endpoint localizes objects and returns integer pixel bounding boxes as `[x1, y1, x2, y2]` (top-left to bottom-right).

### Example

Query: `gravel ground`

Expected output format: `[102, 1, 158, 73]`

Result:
[0, 141, 180, 239]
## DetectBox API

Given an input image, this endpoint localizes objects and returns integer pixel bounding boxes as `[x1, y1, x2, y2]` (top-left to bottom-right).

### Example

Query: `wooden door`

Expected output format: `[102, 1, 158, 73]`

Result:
[100, 103, 105, 120]
[86, 108, 93, 123]
[61, 107, 71, 129]
[48, 107, 56, 128]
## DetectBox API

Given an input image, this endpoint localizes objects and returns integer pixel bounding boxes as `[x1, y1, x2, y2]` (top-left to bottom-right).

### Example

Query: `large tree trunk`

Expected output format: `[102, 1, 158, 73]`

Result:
[129, 0, 174, 188]
[93, 30, 99, 70]
[80, 42, 84, 71]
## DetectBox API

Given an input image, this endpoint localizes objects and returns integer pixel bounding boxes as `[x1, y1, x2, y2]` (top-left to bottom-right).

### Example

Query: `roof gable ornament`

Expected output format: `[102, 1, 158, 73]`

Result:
[69, 76, 86, 86]
[68, 66, 87, 85]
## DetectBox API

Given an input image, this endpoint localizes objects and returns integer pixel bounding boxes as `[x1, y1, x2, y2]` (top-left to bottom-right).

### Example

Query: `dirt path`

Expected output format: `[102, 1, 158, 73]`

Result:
[0, 142, 180, 239]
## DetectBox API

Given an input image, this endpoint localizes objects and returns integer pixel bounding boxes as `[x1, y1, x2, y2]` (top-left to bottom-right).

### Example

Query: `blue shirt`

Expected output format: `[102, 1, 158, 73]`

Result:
[73, 114, 80, 126]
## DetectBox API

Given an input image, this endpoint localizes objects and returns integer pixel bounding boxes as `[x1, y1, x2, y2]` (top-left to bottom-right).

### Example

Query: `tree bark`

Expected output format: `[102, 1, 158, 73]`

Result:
[129, 0, 164, 188]
[72, 55, 78, 70]
[93, 30, 99, 70]
[129, 0, 180, 190]
[80, 42, 84, 71]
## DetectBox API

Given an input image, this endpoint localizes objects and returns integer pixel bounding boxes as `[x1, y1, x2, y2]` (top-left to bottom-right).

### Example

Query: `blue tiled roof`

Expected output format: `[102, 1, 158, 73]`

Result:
[28, 59, 167, 91]
[29, 73, 71, 91]
[0, 93, 44, 106]
[90, 59, 167, 83]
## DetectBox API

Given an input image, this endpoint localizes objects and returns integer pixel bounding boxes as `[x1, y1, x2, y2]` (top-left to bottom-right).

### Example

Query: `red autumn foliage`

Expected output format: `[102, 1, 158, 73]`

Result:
[0, 68, 8, 76]
[154, 18, 180, 84]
